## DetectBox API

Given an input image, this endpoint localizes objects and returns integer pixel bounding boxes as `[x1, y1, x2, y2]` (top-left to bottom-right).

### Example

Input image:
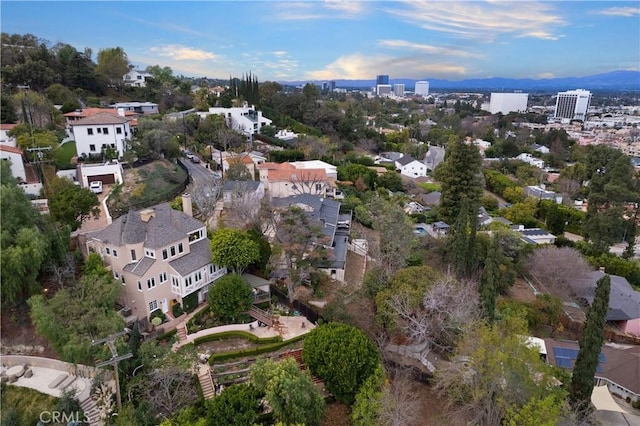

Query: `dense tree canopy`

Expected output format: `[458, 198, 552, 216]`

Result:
[303, 322, 381, 405]
[206, 274, 253, 322]
[205, 383, 262, 426]
[209, 228, 260, 275]
[47, 176, 100, 230]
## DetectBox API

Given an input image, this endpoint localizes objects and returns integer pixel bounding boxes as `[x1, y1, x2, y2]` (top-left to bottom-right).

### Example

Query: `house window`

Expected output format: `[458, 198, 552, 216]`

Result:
[103, 128, 109, 134]
[106, 247, 111, 255]
[97, 128, 102, 134]
[209, 265, 216, 274]
[112, 249, 118, 258]
[149, 300, 158, 312]
[315, 183, 322, 191]
[121, 276, 125, 285]
[162, 249, 168, 260]
[137, 281, 142, 291]
[171, 246, 176, 257]
[89, 144, 96, 152]
[145, 249, 155, 258]
[147, 277, 156, 290]
[113, 270, 119, 279]
[178, 243, 184, 254]
[195, 271, 202, 282]
[171, 276, 180, 291]
[116, 127, 122, 134]
[87, 128, 93, 135]
[185, 276, 193, 288]
[131, 249, 137, 261]
[159, 272, 167, 284]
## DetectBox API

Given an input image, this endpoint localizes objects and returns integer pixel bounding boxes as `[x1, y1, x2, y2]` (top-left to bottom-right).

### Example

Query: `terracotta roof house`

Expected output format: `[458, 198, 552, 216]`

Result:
[85, 199, 227, 320]
[272, 194, 352, 282]
[70, 112, 132, 159]
[0, 123, 18, 147]
[572, 270, 640, 336]
[0, 144, 42, 196]
[257, 162, 337, 199]
[544, 338, 640, 402]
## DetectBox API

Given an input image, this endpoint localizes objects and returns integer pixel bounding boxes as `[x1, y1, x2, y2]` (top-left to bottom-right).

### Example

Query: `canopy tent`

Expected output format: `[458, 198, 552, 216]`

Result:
[591, 385, 629, 413]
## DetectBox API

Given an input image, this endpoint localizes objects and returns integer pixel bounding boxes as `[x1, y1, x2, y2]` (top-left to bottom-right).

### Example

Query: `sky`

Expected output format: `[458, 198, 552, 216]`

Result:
[2, 1, 639, 82]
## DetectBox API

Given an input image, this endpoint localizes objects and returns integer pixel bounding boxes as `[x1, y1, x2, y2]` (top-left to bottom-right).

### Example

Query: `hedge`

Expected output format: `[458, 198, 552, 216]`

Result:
[194, 330, 283, 346]
[207, 334, 307, 364]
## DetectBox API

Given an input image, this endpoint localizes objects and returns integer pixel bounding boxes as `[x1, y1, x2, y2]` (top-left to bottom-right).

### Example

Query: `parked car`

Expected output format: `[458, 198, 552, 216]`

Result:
[191, 156, 201, 163]
[89, 181, 103, 194]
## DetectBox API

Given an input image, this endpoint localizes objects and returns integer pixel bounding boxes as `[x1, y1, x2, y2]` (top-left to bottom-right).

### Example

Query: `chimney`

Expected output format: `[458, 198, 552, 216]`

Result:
[140, 208, 155, 222]
[182, 193, 193, 217]
[599, 266, 605, 273]
[117, 108, 125, 117]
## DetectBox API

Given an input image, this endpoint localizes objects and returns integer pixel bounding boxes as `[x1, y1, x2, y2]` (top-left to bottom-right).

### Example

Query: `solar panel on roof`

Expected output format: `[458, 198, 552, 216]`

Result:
[599, 352, 606, 363]
[564, 348, 580, 359]
[556, 357, 573, 369]
[596, 365, 603, 373]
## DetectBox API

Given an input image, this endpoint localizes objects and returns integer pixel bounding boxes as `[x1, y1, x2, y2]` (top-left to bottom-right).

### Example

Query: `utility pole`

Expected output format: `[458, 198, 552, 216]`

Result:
[92, 330, 133, 410]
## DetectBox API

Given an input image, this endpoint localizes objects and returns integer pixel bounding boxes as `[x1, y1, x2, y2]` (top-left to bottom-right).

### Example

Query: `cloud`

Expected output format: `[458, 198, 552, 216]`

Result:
[377, 39, 482, 58]
[272, 51, 288, 57]
[387, 1, 565, 41]
[273, 0, 363, 20]
[149, 45, 217, 61]
[306, 54, 467, 80]
[537, 73, 555, 79]
[595, 7, 640, 17]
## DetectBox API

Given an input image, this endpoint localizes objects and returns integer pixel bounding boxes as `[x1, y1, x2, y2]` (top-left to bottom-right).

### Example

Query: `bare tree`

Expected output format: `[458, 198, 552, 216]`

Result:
[190, 179, 222, 219]
[389, 274, 481, 353]
[558, 178, 581, 199]
[525, 246, 592, 298]
[226, 181, 270, 232]
[378, 368, 422, 426]
[46, 253, 76, 288]
[289, 170, 330, 195]
[137, 365, 198, 420]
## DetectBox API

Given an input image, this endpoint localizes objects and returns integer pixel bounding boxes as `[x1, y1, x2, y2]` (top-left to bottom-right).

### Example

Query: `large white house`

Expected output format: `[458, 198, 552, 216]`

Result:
[197, 105, 272, 139]
[395, 155, 427, 178]
[70, 112, 132, 159]
[515, 153, 545, 169]
[0, 124, 18, 147]
[123, 69, 153, 88]
[486, 93, 529, 115]
[0, 145, 43, 196]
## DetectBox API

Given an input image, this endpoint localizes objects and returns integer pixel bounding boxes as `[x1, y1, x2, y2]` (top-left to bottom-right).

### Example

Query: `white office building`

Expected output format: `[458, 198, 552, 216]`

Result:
[393, 84, 405, 97]
[554, 89, 592, 121]
[414, 81, 430, 97]
[487, 93, 529, 115]
[376, 85, 392, 97]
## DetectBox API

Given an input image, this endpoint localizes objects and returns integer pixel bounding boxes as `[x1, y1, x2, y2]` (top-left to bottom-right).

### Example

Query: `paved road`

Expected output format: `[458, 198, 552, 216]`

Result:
[179, 158, 218, 187]
[424, 145, 445, 171]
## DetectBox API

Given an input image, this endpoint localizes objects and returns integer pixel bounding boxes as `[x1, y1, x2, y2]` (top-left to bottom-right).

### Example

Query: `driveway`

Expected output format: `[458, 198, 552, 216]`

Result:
[74, 184, 111, 235]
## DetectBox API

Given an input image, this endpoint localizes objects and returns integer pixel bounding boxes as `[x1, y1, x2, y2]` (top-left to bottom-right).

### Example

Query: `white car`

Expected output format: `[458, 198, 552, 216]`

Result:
[89, 181, 103, 194]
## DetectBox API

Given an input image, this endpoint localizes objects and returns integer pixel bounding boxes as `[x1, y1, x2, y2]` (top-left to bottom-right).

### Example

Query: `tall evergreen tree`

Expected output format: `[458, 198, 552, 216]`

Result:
[451, 198, 470, 278]
[480, 233, 501, 322]
[569, 274, 611, 416]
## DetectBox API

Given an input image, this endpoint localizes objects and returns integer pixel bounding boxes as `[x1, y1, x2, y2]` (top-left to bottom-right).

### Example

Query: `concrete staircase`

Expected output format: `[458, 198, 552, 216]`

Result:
[176, 326, 188, 343]
[247, 306, 274, 327]
[80, 396, 101, 426]
[198, 365, 215, 399]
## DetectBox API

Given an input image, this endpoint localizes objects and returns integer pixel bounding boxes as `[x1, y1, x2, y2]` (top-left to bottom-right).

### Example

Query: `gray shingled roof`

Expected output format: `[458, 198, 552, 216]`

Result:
[573, 270, 640, 321]
[223, 180, 261, 192]
[169, 239, 212, 276]
[72, 112, 130, 126]
[124, 257, 156, 276]
[90, 203, 204, 249]
[396, 155, 418, 166]
[420, 191, 441, 206]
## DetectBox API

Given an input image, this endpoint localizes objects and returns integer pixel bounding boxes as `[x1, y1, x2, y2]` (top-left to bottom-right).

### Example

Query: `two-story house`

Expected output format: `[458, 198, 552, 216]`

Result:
[70, 112, 132, 159]
[196, 105, 272, 140]
[395, 155, 427, 178]
[123, 69, 153, 88]
[257, 162, 337, 198]
[86, 199, 227, 320]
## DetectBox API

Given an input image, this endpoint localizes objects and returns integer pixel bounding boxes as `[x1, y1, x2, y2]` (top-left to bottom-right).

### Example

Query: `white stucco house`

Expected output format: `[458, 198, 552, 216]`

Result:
[395, 155, 427, 178]
[515, 153, 545, 169]
[70, 112, 132, 159]
[110, 102, 159, 115]
[0, 124, 18, 147]
[0, 145, 43, 196]
[197, 105, 272, 140]
[123, 69, 153, 88]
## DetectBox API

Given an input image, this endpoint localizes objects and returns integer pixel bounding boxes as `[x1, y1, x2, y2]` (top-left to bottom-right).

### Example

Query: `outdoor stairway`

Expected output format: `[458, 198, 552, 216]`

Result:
[247, 306, 274, 327]
[176, 326, 188, 343]
[198, 366, 215, 399]
[281, 349, 323, 384]
[80, 397, 101, 426]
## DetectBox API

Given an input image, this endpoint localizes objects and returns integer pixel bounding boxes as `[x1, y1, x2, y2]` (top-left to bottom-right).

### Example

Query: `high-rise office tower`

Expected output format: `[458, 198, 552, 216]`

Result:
[393, 84, 405, 97]
[376, 74, 389, 85]
[554, 89, 591, 121]
[488, 93, 529, 114]
[414, 81, 429, 96]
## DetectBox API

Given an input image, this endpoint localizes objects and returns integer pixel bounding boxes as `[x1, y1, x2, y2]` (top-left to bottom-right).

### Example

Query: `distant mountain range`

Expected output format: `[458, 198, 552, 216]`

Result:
[280, 70, 640, 91]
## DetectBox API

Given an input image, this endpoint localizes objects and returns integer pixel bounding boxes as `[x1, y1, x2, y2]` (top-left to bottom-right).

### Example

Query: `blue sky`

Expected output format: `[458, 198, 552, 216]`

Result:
[2, 1, 639, 81]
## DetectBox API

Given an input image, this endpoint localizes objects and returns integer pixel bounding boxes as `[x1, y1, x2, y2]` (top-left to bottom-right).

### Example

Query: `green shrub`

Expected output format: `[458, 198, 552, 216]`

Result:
[172, 303, 184, 318]
[182, 292, 198, 313]
[194, 330, 282, 345]
[149, 309, 166, 323]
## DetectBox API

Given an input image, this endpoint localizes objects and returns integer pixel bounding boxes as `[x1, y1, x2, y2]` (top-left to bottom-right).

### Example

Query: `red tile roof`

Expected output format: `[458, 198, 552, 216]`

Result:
[0, 144, 24, 155]
[0, 124, 19, 131]
[71, 112, 130, 126]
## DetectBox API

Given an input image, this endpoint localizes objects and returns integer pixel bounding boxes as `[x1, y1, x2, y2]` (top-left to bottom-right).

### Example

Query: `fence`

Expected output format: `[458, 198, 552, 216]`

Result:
[270, 286, 322, 324]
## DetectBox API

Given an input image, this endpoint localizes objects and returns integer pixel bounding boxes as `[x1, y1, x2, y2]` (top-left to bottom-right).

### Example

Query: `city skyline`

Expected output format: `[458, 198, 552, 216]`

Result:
[1, 1, 639, 82]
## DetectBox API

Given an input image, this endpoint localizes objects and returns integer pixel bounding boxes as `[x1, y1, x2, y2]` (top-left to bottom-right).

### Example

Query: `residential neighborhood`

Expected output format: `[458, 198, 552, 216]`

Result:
[1, 7, 640, 425]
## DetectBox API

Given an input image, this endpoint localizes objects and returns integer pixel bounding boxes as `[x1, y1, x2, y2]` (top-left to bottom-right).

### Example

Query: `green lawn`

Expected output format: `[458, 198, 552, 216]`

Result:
[54, 141, 77, 168]
[1, 384, 58, 425]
